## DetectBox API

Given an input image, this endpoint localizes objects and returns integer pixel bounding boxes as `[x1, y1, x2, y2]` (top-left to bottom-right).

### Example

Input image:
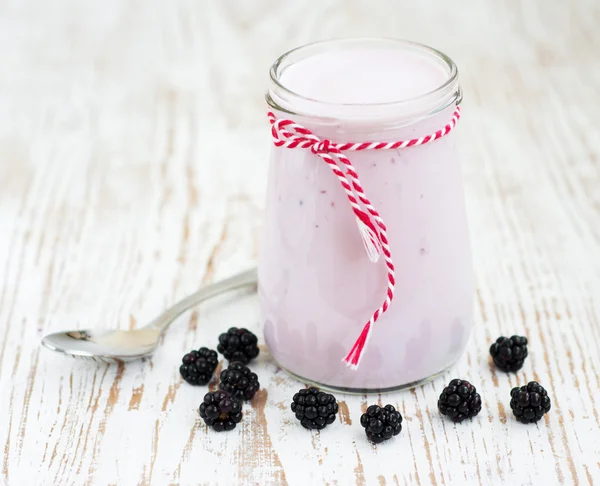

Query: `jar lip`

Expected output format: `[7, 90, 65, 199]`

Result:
[267, 38, 460, 121]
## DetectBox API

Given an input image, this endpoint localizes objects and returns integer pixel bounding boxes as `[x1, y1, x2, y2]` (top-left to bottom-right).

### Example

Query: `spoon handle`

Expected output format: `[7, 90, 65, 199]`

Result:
[145, 268, 258, 334]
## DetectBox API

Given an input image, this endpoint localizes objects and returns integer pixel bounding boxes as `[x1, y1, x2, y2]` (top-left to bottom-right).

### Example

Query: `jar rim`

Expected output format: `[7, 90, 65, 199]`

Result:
[267, 38, 461, 122]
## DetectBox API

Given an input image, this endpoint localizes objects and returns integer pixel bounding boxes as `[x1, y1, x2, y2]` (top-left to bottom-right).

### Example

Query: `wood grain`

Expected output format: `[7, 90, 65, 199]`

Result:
[1, 0, 599, 484]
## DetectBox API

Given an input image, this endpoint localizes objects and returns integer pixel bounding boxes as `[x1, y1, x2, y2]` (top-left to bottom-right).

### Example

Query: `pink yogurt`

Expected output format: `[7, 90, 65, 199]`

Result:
[259, 39, 473, 392]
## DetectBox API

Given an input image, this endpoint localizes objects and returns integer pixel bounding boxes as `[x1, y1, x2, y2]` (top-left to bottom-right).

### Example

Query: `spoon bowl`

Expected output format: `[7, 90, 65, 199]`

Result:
[42, 328, 162, 363]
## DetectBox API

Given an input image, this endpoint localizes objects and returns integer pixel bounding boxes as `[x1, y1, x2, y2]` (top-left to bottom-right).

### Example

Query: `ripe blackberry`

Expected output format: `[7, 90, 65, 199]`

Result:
[438, 378, 482, 423]
[510, 381, 551, 423]
[217, 327, 259, 364]
[489, 335, 528, 372]
[179, 347, 219, 385]
[199, 390, 243, 432]
[219, 361, 260, 401]
[360, 404, 403, 444]
[291, 387, 338, 430]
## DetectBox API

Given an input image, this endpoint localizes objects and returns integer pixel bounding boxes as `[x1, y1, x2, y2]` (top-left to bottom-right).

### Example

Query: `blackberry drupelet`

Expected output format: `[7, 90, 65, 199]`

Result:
[510, 381, 551, 423]
[219, 361, 260, 400]
[217, 327, 259, 364]
[179, 347, 219, 385]
[199, 390, 243, 432]
[438, 378, 482, 423]
[291, 387, 338, 430]
[360, 404, 403, 444]
[489, 335, 528, 372]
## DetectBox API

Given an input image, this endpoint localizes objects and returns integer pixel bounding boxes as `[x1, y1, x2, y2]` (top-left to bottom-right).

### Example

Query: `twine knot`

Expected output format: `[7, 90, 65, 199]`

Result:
[310, 139, 332, 155]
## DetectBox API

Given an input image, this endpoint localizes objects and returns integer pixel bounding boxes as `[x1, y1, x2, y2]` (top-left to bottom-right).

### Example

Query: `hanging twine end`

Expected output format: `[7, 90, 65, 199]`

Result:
[356, 216, 381, 263]
[342, 322, 372, 370]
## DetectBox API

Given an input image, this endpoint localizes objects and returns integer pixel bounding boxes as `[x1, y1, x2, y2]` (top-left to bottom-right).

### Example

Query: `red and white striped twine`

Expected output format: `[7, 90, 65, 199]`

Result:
[267, 106, 461, 369]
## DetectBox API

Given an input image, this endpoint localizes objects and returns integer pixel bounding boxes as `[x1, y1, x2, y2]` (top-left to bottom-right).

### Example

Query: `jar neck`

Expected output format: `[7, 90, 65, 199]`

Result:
[266, 38, 461, 129]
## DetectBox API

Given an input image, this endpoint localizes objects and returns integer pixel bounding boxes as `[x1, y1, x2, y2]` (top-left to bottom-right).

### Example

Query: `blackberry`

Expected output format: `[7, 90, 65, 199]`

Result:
[217, 327, 259, 364]
[199, 391, 243, 432]
[291, 387, 338, 430]
[438, 378, 482, 423]
[179, 347, 219, 385]
[219, 361, 260, 401]
[360, 404, 403, 444]
[510, 381, 551, 423]
[489, 335, 528, 372]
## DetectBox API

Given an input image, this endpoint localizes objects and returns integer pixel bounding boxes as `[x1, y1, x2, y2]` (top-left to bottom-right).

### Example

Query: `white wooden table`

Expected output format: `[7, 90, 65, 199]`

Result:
[1, 1, 599, 484]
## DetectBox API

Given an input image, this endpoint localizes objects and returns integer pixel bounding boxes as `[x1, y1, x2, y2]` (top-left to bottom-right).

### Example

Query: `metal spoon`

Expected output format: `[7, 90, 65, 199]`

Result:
[41, 268, 258, 363]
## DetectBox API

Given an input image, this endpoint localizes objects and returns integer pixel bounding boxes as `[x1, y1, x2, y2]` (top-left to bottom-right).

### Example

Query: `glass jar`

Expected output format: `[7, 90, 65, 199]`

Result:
[259, 38, 472, 393]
